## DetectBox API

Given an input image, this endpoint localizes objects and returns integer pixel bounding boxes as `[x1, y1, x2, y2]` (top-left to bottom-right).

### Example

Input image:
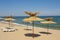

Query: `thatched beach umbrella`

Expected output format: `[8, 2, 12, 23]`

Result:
[41, 18, 56, 34]
[23, 18, 32, 29]
[4, 16, 15, 27]
[24, 11, 44, 38]
[28, 16, 44, 38]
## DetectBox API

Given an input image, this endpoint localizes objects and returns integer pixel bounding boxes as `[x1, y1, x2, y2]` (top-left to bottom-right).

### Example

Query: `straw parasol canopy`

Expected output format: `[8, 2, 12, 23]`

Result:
[23, 18, 32, 23]
[23, 17, 44, 22]
[41, 18, 56, 34]
[4, 16, 15, 21]
[24, 11, 37, 17]
[41, 21, 56, 24]
[28, 16, 44, 21]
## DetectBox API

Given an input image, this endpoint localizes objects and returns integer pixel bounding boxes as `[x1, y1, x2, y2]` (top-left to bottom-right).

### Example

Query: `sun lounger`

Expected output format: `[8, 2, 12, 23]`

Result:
[2, 27, 17, 32]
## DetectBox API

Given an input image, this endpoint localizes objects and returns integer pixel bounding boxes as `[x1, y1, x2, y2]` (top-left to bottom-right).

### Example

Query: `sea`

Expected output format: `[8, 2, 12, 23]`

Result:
[0, 16, 60, 30]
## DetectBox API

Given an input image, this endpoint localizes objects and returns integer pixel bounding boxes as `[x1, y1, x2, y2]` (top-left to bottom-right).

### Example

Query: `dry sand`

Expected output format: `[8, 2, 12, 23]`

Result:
[0, 22, 60, 40]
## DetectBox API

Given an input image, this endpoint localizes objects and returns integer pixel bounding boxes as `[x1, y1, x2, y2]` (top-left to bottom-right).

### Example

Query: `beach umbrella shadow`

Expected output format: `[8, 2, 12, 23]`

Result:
[24, 33, 41, 37]
[24, 29, 32, 31]
[39, 32, 52, 34]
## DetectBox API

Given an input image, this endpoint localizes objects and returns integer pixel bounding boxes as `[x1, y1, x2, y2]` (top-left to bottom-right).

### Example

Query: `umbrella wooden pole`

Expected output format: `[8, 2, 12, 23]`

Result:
[27, 22, 28, 29]
[47, 24, 49, 34]
[32, 21, 34, 38]
[9, 20, 11, 27]
[7, 20, 10, 27]
[8, 20, 12, 27]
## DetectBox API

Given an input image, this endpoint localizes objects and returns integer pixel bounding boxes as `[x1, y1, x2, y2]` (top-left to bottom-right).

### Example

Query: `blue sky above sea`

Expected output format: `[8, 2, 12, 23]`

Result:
[0, 0, 60, 16]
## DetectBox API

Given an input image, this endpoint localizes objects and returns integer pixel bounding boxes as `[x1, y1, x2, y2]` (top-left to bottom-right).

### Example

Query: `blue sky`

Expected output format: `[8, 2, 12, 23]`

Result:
[0, 0, 60, 16]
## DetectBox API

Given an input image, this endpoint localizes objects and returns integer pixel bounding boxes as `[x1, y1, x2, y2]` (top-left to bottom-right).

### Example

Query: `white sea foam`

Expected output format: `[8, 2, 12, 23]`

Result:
[11, 22, 33, 29]
[0, 21, 9, 23]
[0, 21, 33, 29]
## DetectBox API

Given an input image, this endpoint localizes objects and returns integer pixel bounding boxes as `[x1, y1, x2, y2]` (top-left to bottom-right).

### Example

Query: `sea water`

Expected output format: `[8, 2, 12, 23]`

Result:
[1, 16, 60, 30]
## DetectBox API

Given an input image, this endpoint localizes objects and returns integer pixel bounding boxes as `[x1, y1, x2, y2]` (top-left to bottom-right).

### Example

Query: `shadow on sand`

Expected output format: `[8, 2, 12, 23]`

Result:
[24, 29, 32, 31]
[39, 32, 52, 34]
[24, 33, 41, 37]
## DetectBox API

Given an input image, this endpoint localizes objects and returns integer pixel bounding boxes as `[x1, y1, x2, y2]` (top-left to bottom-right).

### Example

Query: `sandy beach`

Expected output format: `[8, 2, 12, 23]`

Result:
[0, 22, 60, 40]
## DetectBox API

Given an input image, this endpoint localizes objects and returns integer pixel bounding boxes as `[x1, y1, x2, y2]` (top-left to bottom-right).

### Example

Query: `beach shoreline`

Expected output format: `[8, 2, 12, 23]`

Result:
[0, 21, 60, 31]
